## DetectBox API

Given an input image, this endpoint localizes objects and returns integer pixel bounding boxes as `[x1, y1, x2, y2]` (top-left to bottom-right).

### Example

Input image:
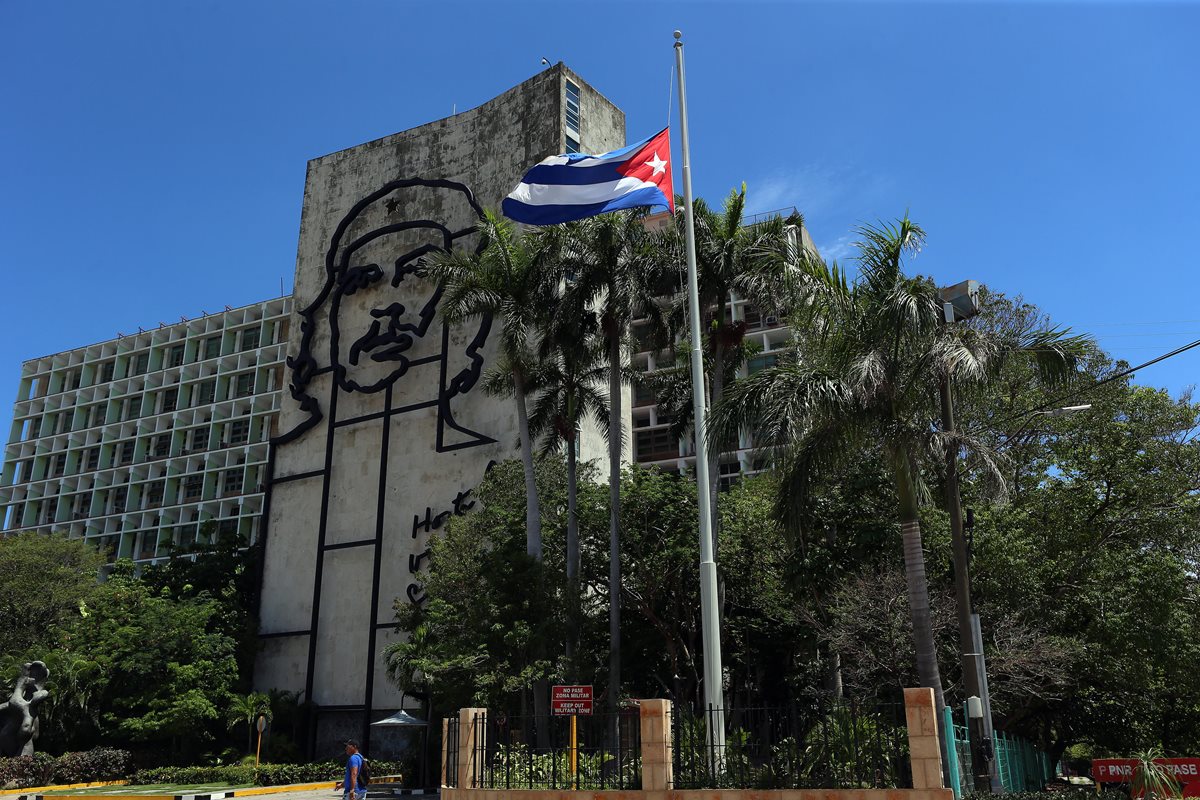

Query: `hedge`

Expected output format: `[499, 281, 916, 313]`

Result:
[0, 748, 132, 789]
[130, 759, 408, 787]
[0, 752, 406, 791]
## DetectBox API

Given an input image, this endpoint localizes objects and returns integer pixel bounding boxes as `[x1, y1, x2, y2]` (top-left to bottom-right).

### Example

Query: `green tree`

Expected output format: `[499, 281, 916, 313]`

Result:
[0, 531, 102, 658]
[710, 217, 1085, 712]
[548, 209, 670, 710]
[226, 691, 271, 755]
[528, 327, 609, 668]
[428, 210, 558, 562]
[63, 566, 238, 757]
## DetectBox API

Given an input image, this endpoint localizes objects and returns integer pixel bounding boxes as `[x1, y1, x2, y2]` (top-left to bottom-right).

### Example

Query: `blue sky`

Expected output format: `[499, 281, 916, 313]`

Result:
[2, 1, 1197, 422]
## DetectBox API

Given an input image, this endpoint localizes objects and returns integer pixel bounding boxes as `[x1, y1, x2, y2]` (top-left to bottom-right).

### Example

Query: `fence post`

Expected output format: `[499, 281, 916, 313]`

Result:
[441, 717, 450, 788]
[904, 688, 946, 793]
[943, 707, 962, 800]
[457, 707, 486, 789]
[640, 699, 674, 790]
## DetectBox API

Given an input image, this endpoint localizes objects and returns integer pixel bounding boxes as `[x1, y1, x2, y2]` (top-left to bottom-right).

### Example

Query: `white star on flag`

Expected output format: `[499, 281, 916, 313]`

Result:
[646, 151, 668, 176]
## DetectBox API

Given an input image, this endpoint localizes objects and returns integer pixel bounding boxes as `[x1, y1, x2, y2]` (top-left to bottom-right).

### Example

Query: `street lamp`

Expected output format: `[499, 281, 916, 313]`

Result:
[937, 281, 992, 793]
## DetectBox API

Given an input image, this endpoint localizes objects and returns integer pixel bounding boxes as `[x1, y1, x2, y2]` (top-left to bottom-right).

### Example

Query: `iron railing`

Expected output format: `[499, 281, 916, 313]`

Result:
[443, 716, 460, 787]
[671, 703, 912, 790]
[471, 710, 641, 790]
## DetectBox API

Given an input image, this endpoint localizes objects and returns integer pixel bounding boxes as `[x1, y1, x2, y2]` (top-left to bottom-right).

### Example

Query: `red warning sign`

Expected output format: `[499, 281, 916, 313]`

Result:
[551, 685, 593, 716]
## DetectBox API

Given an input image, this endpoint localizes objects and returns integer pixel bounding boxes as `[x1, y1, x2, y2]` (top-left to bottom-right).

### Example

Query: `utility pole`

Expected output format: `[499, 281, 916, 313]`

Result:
[940, 376, 991, 793]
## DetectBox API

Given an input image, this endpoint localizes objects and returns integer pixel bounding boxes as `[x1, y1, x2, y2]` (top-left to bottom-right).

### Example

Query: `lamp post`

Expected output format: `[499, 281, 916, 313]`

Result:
[939, 282, 1091, 792]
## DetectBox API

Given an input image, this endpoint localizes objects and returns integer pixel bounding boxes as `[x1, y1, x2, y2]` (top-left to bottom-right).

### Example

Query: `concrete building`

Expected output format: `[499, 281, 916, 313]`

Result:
[0, 297, 292, 561]
[630, 211, 817, 485]
[252, 64, 626, 754]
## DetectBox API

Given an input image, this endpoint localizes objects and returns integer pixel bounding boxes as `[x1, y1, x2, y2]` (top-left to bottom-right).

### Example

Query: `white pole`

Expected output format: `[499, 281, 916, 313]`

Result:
[674, 29, 726, 758]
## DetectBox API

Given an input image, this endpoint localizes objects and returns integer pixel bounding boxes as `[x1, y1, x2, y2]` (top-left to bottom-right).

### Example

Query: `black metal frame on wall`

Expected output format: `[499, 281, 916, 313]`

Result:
[258, 178, 498, 755]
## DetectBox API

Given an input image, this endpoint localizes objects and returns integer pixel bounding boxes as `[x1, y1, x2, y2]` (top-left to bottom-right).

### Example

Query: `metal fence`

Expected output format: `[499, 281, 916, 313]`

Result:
[942, 705, 1057, 798]
[466, 710, 642, 790]
[444, 715, 460, 787]
[671, 703, 912, 790]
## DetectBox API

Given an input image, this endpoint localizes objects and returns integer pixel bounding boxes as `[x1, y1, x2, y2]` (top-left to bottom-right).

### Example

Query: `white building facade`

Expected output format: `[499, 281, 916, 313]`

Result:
[0, 297, 292, 561]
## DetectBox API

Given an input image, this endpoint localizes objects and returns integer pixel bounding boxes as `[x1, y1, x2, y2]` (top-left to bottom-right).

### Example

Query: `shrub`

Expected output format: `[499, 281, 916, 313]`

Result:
[54, 748, 133, 784]
[0, 749, 132, 790]
[0, 753, 55, 789]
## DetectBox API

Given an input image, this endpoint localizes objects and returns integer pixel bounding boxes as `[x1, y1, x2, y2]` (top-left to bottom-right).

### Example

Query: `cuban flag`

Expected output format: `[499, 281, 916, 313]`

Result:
[502, 128, 674, 226]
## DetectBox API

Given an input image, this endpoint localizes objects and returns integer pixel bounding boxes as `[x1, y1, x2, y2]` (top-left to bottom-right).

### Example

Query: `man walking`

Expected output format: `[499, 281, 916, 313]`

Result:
[336, 740, 366, 800]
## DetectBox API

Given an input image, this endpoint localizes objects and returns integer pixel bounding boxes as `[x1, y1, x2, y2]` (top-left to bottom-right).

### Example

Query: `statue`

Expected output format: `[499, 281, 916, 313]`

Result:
[0, 661, 49, 757]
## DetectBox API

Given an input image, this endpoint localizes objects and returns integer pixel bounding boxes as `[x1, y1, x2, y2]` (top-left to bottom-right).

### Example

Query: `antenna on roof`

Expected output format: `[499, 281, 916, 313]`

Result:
[181, 315, 188, 322]
[225, 305, 232, 311]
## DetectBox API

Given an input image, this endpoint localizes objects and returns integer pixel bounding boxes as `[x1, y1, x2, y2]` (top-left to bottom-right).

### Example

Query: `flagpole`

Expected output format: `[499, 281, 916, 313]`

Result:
[674, 29, 725, 758]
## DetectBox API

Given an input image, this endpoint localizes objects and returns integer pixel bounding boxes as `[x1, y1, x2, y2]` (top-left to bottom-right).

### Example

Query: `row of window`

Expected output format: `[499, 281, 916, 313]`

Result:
[5, 467, 262, 528]
[24, 323, 285, 400]
[9, 417, 263, 483]
[16, 369, 278, 441]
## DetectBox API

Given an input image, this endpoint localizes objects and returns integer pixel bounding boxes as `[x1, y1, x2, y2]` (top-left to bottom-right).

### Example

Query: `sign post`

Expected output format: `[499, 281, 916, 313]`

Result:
[552, 686, 593, 790]
[255, 714, 267, 767]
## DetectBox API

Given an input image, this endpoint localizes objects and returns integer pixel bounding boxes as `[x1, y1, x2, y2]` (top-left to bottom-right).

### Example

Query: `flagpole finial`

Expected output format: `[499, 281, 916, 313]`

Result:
[673, 30, 682, 40]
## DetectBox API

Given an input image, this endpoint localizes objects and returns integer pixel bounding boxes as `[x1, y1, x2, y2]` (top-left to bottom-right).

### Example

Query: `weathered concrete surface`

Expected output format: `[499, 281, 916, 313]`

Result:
[255, 65, 625, 755]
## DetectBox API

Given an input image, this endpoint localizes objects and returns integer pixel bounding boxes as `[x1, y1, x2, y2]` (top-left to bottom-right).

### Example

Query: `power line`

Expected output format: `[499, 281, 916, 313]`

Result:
[992, 336, 1200, 432]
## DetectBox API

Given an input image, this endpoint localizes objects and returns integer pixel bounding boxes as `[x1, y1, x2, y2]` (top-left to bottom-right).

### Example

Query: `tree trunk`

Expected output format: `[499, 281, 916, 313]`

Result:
[565, 430, 579, 669]
[512, 370, 542, 560]
[607, 331, 623, 721]
[892, 450, 947, 713]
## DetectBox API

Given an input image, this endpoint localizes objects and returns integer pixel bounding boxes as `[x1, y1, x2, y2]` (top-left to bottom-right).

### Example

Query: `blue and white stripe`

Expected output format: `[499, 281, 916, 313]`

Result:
[502, 133, 670, 226]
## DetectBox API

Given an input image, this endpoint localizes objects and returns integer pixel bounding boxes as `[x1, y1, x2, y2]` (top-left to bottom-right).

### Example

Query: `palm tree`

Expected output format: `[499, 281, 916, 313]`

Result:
[528, 323, 610, 667]
[710, 215, 1086, 712]
[227, 691, 271, 755]
[659, 187, 800, 547]
[544, 209, 670, 712]
[428, 210, 558, 561]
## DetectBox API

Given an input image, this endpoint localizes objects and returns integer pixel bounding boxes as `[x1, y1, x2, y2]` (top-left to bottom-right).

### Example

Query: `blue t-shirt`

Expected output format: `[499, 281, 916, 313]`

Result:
[345, 753, 363, 790]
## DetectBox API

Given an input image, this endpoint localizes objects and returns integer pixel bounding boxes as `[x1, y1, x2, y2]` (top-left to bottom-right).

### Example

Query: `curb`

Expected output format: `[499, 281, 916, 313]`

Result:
[26, 781, 336, 800]
[10, 781, 128, 797]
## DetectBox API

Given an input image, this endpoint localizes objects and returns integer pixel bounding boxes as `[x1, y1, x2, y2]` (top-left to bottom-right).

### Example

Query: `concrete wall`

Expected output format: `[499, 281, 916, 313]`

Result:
[254, 65, 625, 757]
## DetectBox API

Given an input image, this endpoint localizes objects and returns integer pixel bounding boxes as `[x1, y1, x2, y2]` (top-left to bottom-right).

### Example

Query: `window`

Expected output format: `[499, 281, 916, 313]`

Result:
[15, 460, 32, 483]
[565, 80, 581, 134]
[86, 404, 102, 428]
[146, 481, 165, 507]
[747, 354, 779, 374]
[217, 518, 238, 538]
[565, 134, 580, 154]
[55, 412, 70, 434]
[188, 427, 207, 451]
[234, 372, 255, 398]
[111, 486, 128, 513]
[152, 434, 170, 459]
[635, 427, 676, 462]
[204, 336, 221, 360]
[183, 475, 203, 501]
[223, 468, 242, 494]
[50, 453, 67, 478]
[85, 447, 100, 471]
[118, 440, 135, 465]
[161, 387, 178, 413]
[168, 344, 185, 367]
[195, 380, 215, 405]
[100, 361, 115, 382]
[74, 492, 91, 518]
[241, 327, 260, 351]
[67, 370, 82, 390]
[742, 305, 763, 329]
[228, 418, 250, 445]
[133, 352, 149, 375]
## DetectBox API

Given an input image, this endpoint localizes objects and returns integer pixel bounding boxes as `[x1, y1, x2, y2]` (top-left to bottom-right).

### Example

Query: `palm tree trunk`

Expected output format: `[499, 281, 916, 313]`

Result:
[565, 428, 579, 668]
[512, 370, 542, 560]
[606, 332, 622, 719]
[891, 449, 947, 713]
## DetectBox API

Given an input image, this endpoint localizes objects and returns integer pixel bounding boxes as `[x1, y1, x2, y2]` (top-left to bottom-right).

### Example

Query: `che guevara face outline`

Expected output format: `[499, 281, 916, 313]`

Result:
[277, 178, 490, 447]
